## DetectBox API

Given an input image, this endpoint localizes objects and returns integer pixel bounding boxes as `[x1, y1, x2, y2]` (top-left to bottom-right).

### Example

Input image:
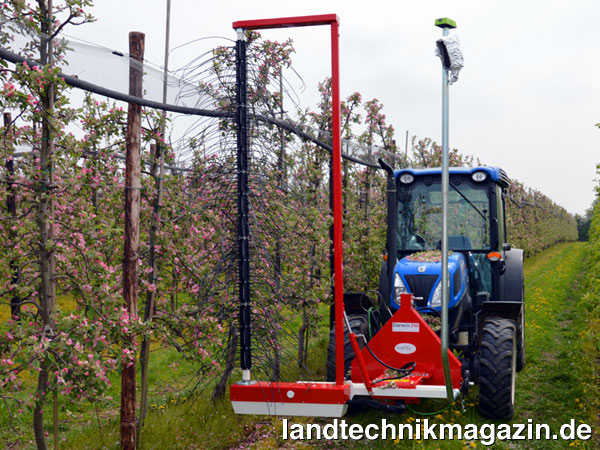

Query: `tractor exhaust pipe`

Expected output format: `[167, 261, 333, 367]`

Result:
[378, 158, 396, 290]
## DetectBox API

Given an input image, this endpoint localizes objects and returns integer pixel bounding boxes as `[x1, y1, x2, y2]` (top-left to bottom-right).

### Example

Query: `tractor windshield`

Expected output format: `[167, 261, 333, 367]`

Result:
[397, 177, 491, 251]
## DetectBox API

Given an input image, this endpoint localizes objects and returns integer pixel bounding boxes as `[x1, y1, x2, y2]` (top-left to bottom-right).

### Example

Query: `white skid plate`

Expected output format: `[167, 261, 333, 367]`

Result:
[230, 381, 351, 417]
[232, 401, 348, 417]
[350, 382, 460, 400]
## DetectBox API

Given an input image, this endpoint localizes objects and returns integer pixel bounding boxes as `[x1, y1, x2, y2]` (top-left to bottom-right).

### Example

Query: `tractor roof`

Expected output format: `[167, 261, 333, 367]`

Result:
[395, 166, 510, 187]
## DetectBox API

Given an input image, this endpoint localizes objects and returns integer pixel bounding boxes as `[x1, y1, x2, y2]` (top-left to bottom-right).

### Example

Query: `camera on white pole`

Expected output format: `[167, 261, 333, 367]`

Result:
[434, 17, 463, 401]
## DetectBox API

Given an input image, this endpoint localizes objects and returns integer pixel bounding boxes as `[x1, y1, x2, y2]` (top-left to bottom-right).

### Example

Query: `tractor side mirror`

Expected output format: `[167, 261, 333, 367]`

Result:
[378, 158, 397, 291]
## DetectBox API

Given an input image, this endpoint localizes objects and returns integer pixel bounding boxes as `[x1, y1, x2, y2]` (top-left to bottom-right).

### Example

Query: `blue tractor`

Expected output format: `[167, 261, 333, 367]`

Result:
[327, 165, 525, 420]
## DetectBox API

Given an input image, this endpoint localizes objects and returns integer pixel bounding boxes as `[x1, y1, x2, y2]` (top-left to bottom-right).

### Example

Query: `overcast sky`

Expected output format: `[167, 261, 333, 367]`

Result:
[66, 0, 600, 215]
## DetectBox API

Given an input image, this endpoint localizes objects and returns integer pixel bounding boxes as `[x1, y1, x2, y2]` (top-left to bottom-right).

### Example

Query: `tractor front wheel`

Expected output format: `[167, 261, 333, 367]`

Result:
[478, 318, 516, 420]
[326, 315, 368, 382]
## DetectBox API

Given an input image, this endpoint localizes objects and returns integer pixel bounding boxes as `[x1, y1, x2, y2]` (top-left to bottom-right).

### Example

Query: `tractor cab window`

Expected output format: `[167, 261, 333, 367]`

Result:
[397, 176, 491, 252]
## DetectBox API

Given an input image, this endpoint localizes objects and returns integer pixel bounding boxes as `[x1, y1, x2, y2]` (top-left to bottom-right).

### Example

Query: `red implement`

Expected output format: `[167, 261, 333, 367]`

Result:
[351, 293, 462, 397]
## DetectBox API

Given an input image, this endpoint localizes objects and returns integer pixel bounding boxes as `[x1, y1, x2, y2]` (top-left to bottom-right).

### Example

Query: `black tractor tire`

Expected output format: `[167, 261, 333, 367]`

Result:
[516, 307, 526, 372]
[478, 318, 517, 420]
[326, 315, 368, 382]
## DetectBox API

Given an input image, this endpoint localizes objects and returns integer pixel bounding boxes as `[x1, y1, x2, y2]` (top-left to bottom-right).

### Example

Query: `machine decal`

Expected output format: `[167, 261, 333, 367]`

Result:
[394, 343, 417, 354]
[392, 322, 420, 332]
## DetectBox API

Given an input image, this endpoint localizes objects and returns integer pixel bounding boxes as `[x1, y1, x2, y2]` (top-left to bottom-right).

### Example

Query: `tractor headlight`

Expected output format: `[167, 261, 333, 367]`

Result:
[430, 282, 442, 307]
[393, 273, 408, 306]
[399, 173, 414, 184]
[430, 278, 450, 308]
[472, 171, 487, 182]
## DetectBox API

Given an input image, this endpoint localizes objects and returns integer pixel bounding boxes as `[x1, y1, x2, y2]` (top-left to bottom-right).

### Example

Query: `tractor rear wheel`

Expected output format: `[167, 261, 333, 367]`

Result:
[326, 315, 368, 382]
[478, 318, 516, 420]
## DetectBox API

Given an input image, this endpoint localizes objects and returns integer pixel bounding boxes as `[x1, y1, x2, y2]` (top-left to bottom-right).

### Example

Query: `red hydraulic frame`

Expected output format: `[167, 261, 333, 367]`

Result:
[229, 16, 463, 417]
[231, 14, 346, 386]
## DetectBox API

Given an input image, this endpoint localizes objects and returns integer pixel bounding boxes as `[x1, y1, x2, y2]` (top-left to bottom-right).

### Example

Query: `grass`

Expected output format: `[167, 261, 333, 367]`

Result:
[2, 242, 599, 449]
[516, 243, 596, 430]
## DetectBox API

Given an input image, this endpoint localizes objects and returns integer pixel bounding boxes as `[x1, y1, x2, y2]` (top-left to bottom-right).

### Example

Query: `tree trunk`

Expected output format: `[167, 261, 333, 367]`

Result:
[33, 366, 49, 450]
[271, 73, 285, 381]
[138, 141, 164, 438]
[33, 2, 55, 448]
[4, 112, 20, 320]
[297, 307, 309, 369]
[212, 324, 238, 400]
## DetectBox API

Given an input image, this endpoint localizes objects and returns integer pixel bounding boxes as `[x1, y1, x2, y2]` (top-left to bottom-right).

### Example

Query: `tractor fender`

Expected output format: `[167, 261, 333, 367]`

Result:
[502, 248, 524, 303]
[475, 300, 523, 348]
[501, 248, 526, 371]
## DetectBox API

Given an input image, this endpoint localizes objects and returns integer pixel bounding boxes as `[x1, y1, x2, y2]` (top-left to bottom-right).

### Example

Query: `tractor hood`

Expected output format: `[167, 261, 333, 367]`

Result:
[392, 251, 468, 311]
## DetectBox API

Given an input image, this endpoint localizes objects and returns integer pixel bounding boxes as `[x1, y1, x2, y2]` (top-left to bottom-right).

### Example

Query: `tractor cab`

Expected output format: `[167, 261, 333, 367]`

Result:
[390, 167, 512, 334]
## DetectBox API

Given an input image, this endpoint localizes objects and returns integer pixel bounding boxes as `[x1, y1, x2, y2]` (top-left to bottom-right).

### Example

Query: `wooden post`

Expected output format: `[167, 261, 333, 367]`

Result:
[121, 31, 144, 450]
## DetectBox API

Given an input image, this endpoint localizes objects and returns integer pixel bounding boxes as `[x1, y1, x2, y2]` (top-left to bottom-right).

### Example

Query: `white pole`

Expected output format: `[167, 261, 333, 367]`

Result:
[435, 17, 457, 402]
